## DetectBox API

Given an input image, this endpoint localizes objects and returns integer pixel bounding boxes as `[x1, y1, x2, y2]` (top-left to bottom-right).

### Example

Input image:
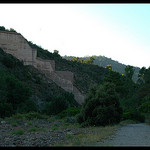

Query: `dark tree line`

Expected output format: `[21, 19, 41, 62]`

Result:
[77, 64, 148, 126]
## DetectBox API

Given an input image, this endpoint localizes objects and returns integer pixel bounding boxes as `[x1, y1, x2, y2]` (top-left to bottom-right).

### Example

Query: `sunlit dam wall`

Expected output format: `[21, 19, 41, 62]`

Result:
[0, 31, 85, 104]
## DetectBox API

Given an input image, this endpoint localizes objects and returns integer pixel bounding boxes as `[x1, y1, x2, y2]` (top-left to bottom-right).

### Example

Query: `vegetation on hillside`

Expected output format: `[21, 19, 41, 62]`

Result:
[63, 55, 140, 82]
[0, 48, 78, 118]
[76, 64, 145, 126]
[0, 26, 17, 33]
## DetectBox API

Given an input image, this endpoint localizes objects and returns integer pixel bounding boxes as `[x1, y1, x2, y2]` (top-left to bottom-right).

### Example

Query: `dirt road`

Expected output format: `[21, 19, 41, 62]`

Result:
[97, 123, 150, 146]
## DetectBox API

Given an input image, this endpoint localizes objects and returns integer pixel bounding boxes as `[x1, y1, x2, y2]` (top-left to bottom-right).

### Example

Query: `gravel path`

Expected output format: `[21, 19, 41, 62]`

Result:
[97, 123, 150, 146]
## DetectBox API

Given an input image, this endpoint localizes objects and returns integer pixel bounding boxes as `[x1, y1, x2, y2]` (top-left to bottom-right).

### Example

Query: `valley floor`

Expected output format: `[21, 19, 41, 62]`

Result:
[1, 115, 148, 147]
[0, 116, 119, 147]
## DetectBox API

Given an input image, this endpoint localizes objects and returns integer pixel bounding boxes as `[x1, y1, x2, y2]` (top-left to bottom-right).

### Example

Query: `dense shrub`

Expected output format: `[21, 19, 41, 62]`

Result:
[138, 101, 150, 113]
[57, 107, 81, 118]
[43, 91, 78, 116]
[10, 112, 49, 120]
[0, 69, 36, 118]
[16, 99, 37, 114]
[5, 75, 32, 109]
[11, 129, 24, 135]
[43, 95, 69, 115]
[0, 26, 6, 31]
[121, 110, 145, 122]
[2, 55, 16, 68]
[2, 54, 23, 68]
[0, 103, 14, 118]
[77, 82, 122, 126]
[119, 96, 138, 112]
[24, 112, 49, 120]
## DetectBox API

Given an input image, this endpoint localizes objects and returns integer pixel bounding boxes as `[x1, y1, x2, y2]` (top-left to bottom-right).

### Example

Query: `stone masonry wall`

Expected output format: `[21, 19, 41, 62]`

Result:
[0, 31, 85, 104]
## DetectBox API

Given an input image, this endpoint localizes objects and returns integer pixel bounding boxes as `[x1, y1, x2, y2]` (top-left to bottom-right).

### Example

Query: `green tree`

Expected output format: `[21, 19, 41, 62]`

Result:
[124, 65, 137, 97]
[137, 67, 146, 85]
[136, 67, 150, 105]
[43, 92, 77, 116]
[43, 95, 69, 115]
[77, 82, 122, 126]
[103, 70, 127, 99]
[53, 50, 59, 54]
[0, 71, 36, 118]
[0, 26, 6, 31]
[6, 75, 32, 108]
[125, 65, 135, 80]
[87, 57, 95, 64]
[9, 28, 16, 32]
[53, 50, 60, 58]
[0, 103, 14, 118]
[143, 67, 150, 83]
[138, 97, 150, 113]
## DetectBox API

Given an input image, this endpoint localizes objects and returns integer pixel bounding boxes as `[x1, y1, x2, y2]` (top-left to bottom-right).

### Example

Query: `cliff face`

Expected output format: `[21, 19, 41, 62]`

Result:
[0, 31, 85, 104]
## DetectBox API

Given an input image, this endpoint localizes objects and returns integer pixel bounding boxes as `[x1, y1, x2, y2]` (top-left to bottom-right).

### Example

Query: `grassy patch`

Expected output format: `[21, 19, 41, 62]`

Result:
[51, 126, 58, 131]
[28, 127, 47, 132]
[27, 121, 33, 126]
[11, 121, 17, 127]
[83, 125, 119, 146]
[5, 112, 49, 121]
[119, 119, 139, 126]
[6, 119, 22, 127]
[11, 129, 24, 135]
[58, 125, 120, 146]
[28, 127, 40, 132]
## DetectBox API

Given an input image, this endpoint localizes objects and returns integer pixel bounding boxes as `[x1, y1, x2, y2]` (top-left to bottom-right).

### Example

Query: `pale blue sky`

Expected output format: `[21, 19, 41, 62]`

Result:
[0, 3, 150, 68]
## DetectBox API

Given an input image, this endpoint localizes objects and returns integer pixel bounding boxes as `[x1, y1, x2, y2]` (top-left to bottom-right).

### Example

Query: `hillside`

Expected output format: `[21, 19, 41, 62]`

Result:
[0, 47, 79, 117]
[28, 41, 109, 94]
[0, 26, 110, 118]
[63, 55, 140, 82]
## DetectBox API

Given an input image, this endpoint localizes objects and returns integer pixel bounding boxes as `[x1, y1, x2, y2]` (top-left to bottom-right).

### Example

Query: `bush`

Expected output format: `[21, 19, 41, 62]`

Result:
[43, 95, 69, 115]
[5, 74, 32, 109]
[0, 69, 36, 118]
[138, 101, 150, 113]
[138, 96, 150, 113]
[10, 112, 49, 120]
[7, 75, 30, 99]
[11, 129, 24, 135]
[24, 112, 49, 120]
[0, 103, 14, 118]
[77, 82, 122, 126]
[16, 99, 37, 114]
[0, 26, 6, 31]
[57, 107, 81, 118]
[121, 110, 145, 122]
[2, 54, 23, 68]
[43, 92, 77, 116]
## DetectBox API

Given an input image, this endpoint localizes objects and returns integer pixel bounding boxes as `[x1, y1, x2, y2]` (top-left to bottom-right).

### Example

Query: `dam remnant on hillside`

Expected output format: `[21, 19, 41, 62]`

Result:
[0, 30, 85, 104]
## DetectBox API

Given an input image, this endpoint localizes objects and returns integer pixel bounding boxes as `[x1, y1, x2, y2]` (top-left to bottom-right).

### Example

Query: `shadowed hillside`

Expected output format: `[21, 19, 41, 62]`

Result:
[0, 47, 78, 117]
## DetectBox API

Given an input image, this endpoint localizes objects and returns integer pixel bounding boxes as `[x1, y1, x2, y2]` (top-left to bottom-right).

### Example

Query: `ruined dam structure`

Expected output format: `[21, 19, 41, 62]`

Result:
[0, 31, 85, 104]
